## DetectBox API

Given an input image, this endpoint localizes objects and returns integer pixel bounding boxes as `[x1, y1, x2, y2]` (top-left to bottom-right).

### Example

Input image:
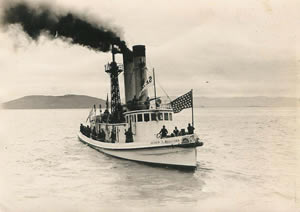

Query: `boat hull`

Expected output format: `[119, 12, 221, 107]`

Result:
[77, 132, 198, 169]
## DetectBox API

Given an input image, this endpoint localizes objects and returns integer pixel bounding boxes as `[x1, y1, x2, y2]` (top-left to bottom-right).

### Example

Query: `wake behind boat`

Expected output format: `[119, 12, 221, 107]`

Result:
[78, 45, 203, 169]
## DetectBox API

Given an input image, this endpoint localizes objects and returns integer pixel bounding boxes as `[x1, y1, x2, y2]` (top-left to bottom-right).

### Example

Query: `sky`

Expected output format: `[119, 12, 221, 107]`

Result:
[0, 0, 299, 103]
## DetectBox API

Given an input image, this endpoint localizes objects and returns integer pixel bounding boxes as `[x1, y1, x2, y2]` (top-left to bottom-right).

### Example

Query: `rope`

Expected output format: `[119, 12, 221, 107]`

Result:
[156, 80, 172, 103]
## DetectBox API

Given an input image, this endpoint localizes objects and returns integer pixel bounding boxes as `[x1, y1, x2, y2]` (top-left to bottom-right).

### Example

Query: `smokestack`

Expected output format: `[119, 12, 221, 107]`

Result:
[133, 45, 148, 102]
[123, 49, 135, 104]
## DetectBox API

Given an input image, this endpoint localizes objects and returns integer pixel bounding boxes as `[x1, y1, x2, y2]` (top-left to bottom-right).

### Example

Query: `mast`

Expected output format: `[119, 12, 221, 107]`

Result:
[105, 45, 123, 123]
[153, 68, 157, 109]
[191, 89, 194, 127]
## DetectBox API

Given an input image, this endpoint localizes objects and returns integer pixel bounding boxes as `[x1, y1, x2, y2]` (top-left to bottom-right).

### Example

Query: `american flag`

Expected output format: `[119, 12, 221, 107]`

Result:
[170, 90, 193, 113]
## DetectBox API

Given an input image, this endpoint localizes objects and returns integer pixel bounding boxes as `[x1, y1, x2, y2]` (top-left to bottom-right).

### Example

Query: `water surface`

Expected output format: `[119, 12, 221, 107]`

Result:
[0, 107, 299, 211]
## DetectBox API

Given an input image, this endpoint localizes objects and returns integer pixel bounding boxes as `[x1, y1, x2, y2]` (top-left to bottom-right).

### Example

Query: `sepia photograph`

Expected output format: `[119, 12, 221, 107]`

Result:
[0, 0, 299, 211]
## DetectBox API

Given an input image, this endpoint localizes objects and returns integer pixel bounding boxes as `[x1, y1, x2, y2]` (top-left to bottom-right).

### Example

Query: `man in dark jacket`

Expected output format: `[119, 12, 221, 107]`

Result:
[125, 127, 133, 143]
[86, 125, 91, 137]
[159, 125, 168, 138]
[111, 128, 116, 143]
[99, 129, 106, 141]
[187, 123, 195, 134]
[173, 126, 179, 136]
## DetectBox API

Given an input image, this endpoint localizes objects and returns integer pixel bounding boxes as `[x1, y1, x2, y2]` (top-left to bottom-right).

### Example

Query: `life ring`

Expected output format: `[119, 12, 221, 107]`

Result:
[182, 138, 189, 144]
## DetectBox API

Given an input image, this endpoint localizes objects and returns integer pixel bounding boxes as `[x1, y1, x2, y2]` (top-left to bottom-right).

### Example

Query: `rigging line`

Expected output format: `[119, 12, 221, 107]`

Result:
[146, 60, 172, 102]
[158, 83, 172, 102]
[155, 77, 172, 103]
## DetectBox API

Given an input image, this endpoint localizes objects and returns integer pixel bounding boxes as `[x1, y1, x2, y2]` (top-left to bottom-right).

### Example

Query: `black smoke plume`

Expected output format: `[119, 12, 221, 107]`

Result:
[1, 1, 129, 53]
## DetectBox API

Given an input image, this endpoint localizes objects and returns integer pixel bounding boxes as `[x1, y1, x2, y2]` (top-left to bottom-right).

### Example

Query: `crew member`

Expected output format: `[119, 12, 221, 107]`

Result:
[99, 129, 106, 141]
[158, 125, 168, 138]
[92, 127, 97, 139]
[187, 123, 195, 134]
[86, 125, 91, 138]
[111, 128, 116, 143]
[101, 109, 110, 123]
[173, 126, 179, 136]
[144, 97, 150, 109]
[125, 127, 133, 143]
[179, 129, 186, 136]
[80, 124, 83, 133]
[132, 95, 138, 109]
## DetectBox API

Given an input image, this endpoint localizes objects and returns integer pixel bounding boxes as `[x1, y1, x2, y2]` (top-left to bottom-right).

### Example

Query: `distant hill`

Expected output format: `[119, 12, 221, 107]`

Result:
[2, 95, 106, 109]
[1, 95, 298, 109]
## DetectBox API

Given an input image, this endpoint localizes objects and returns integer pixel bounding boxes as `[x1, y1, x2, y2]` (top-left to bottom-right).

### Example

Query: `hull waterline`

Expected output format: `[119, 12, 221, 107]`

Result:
[77, 132, 198, 169]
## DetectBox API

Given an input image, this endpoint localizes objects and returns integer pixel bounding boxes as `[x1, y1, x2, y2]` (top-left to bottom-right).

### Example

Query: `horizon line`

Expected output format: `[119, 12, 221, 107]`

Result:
[1, 93, 299, 104]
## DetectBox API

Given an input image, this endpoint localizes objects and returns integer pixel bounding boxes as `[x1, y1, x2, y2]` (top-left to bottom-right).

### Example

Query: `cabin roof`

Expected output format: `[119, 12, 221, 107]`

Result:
[124, 108, 173, 115]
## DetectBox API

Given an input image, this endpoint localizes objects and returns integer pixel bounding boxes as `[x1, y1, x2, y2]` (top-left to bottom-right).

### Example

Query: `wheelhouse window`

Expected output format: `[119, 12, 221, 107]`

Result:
[169, 113, 173, 121]
[164, 113, 169, 121]
[133, 114, 136, 122]
[137, 114, 143, 122]
[144, 113, 150, 122]
[151, 113, 157, 121]
[158, 113, 163, 121]
[126, 116, 128, 123]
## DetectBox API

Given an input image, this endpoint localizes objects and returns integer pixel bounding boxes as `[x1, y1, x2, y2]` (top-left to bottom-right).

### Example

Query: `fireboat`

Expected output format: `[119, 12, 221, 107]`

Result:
[78, 45, 203, 169]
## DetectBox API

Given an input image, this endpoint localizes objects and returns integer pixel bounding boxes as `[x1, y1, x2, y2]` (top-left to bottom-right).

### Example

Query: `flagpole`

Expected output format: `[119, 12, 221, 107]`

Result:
[106, 93, 109, 112]
[153, 68, 157, 109]
[191, 89, 194, 127]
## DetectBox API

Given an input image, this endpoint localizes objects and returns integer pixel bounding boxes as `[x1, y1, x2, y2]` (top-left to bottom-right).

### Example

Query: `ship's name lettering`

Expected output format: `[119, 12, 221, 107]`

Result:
[151, 139, 180, 144]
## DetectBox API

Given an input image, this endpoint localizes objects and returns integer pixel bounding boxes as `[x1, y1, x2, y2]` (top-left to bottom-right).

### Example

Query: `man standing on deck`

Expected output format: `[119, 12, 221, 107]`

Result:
[187, 123, 194, 134]
[99, 129, 106, 141]
[92, 127, 97, 139]
[111, 128, 116, 143]
[125, 127, 133, 143]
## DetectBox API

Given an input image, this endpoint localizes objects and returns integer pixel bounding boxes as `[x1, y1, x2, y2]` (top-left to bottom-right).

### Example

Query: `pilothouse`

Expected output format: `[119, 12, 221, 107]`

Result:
[78, 44, 203, 169]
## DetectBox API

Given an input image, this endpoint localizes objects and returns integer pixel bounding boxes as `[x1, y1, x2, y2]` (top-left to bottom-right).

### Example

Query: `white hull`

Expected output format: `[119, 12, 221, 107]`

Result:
[77, 132, 199, 169]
